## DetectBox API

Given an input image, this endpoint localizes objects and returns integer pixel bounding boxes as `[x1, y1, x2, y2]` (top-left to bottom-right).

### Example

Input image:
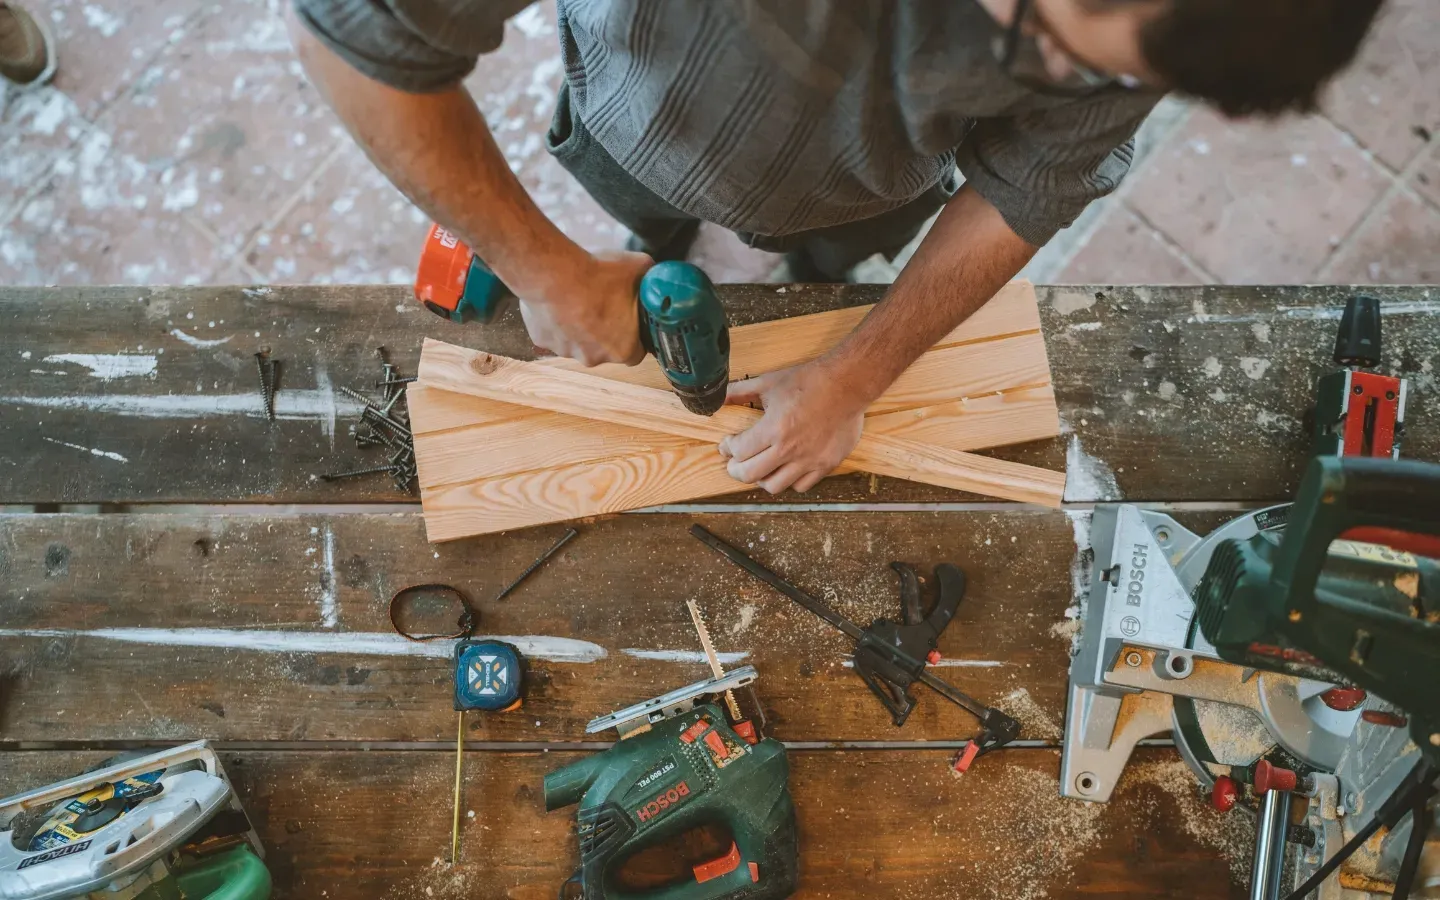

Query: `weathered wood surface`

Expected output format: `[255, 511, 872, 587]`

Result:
[1, 284, 1435, 505]
[0, 748, 1250, 900]
[0, 509, 1125, 743]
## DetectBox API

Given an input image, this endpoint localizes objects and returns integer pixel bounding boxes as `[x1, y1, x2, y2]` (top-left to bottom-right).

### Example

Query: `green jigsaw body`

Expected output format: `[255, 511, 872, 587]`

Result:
[544, 703, 797, 900]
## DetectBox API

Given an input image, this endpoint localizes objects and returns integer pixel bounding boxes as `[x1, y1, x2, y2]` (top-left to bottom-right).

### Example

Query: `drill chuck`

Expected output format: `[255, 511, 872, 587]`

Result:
[638, 261, 730, 417]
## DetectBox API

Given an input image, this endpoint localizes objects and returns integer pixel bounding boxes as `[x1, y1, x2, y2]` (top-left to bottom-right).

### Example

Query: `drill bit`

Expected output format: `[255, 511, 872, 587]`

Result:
[686, 598, 743, 723]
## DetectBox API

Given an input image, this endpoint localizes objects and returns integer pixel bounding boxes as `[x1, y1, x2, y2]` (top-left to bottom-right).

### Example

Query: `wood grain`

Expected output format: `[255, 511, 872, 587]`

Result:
[0, 508, 1156, 743]
[416, 343, 1065, 514]
[0, 748, 1250, 900]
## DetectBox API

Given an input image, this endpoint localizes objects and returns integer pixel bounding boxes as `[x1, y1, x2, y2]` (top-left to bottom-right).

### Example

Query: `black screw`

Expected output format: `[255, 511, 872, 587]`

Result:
[255, 352, 275, 421]
[377, 377, 419, 387]
[321, 464, 399, 482]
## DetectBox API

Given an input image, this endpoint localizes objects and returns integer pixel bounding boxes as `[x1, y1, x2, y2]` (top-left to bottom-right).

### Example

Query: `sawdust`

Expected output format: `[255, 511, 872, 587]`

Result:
[922, 763, 1108, 900]
[380, 860, 482, 900]
[1123, 758, 1256, 882]
[997, 687, 1063, 741]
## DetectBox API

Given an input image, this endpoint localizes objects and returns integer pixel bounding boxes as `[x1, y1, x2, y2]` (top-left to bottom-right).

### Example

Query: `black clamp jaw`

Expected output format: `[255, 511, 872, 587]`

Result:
[853, 562, 1021, 755]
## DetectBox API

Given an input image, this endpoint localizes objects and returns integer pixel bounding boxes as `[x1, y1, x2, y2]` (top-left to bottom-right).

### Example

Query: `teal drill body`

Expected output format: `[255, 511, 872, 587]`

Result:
[1194, 456, 1440, 763]
[417, 233, 730, 416]
[543, 703, 797, 900]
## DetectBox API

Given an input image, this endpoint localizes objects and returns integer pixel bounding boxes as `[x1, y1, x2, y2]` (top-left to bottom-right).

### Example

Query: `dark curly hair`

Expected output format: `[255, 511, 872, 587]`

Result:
[1136, 0, 1385, 117]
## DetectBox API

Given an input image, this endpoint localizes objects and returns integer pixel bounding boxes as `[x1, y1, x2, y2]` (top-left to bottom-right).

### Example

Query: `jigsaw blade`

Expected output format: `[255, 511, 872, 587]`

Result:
[686, 598, 744, 723]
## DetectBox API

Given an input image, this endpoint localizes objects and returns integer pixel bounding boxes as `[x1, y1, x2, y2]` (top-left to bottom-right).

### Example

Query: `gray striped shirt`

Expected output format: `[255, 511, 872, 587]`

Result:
[297, 0, 1162, 245]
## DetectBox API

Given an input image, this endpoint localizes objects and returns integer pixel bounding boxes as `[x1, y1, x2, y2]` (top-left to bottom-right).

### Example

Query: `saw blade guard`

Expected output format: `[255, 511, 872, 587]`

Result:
[0, 741, 262, 900]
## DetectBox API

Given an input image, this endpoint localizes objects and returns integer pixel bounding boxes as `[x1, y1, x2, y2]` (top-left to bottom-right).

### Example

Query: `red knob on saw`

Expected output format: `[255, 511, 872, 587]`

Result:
[927, 650, 942, 665]
[1211, 775, 1239, 812]
[1320, 687, 1367, 711]
[1254, 760, 1298, 794]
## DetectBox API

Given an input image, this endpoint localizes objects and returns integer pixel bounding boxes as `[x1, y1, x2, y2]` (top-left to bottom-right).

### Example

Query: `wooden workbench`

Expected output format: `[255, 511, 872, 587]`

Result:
[1, 283, 1436, 899]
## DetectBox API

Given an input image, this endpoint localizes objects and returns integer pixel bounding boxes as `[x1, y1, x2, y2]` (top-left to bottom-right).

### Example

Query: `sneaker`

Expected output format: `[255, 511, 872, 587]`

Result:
[0, 2, 57, 87]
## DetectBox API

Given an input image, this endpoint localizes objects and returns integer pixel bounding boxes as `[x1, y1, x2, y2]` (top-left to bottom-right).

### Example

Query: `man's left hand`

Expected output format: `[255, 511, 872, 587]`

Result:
[717, 361, 868, 494]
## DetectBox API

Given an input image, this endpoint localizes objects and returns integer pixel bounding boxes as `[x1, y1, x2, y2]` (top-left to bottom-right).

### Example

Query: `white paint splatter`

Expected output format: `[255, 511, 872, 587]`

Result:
[510, 5, 550, 39]
[1209, 388, 1229, 403]
[40, 436, 128, 463]
[319, 525, 337, 627]
[1239, 357, 1272, 380]
[1251, 323, 1271, 343]
[728, 604, 757, 635]
[0, 628, 607, 663]
[43, 353, 156, 380]
[1, 391, 365, 420]
[1201, 356, 1223, 378]
[1052, 291, 1097, 316]
[1158, 381, 1177, 400]
[821, 534, 833, 557]
[1191, 299, 1210, 324]
[169, 328, 232, 349]
[1068, 321, 1102, 331]
[82, 4, 123, 37]
[1064, 436, 1121, 502]
[622, 649, 749, 664]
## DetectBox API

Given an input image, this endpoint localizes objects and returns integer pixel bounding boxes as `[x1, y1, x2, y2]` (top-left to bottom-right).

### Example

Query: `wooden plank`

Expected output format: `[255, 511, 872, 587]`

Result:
[415, 343, 1065, 516]
[0, 748, 1251, 900]
[0, 509, 1107, 743]
[1, 284, 1435, 504]
[409, 334, 1053, 437]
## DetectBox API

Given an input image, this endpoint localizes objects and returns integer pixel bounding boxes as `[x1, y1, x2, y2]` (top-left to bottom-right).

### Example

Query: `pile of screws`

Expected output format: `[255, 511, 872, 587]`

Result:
[321, 348, 421, 492]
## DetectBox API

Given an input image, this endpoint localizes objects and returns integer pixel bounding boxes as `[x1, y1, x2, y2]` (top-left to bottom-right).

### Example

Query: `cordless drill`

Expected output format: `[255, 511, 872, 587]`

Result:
[414, 225, 731, 416]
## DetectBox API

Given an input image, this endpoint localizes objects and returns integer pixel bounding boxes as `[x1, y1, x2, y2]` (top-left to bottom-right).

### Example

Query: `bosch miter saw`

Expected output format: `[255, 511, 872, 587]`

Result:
[1, 741, 270, 900]
[1063, 296, 1440, 899]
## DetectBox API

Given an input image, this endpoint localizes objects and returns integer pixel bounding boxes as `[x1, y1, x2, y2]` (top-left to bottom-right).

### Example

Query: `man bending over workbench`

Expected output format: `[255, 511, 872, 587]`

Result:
[289, 0, 1380, 494]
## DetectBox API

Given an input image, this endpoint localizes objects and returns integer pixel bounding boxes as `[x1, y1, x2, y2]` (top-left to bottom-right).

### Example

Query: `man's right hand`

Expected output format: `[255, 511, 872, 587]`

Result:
[519, 249, 653, 367]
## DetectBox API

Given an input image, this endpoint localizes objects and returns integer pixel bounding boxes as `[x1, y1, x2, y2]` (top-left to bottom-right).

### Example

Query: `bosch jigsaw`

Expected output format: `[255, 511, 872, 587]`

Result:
[543, 667, 798, 900]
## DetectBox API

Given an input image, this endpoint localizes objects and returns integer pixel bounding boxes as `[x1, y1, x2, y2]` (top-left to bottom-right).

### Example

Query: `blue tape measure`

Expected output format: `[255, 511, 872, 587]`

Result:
[454, 640, 524, 712]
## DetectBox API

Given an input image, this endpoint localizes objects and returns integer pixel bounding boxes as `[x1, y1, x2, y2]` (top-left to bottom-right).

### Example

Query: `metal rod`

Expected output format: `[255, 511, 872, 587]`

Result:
[451, 711, 464, 865]
[689, 524, 866, 642]
[916, 669, 990, 719]
[1251, 789, 1292, 900]
[493, 528, 579, 602]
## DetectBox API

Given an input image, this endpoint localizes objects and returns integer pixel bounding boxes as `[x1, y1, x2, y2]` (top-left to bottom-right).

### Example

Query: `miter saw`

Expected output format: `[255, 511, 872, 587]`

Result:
[0, 741, 270, 900]
[1062, 295, 1440, 899]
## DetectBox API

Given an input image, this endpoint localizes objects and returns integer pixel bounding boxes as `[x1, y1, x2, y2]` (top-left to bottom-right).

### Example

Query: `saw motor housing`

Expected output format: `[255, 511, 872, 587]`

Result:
[1196, 455, 1440, 763]
[544, 702, 797, 900]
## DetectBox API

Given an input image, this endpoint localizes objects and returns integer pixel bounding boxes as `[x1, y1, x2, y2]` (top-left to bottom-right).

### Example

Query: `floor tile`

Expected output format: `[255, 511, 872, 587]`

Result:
[1057, 204, 1208, 284]
[0, 129, 227, 285]
[25, 0, 208, 118]
[0, 84, 88, 215]
[1125, 108, 1388, 283]
[245, 142, 429, 284]
[1410, 141, 1440, 209]
[94, 0, 343, 253]
[1326, 188, 1440, 283]
[1322, 0, 1440, 171]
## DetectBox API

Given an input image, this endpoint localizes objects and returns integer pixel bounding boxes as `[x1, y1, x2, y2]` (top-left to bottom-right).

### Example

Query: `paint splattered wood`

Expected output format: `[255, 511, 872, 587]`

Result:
[1, 284, 1436, 503]
[0, 748, 1251, 900]
[0, 508, 1115, 743]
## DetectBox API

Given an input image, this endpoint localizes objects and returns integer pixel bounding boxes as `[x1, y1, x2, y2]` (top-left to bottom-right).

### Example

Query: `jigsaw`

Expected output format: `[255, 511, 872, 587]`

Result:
[544, 666, 798, 900]
[1061, 295, 1439, 899]
[0, 741, 269, 900]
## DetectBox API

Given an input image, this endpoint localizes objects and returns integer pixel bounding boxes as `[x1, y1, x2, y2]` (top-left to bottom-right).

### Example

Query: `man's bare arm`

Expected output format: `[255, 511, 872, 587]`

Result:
[719, 185, 1037, 493]
[287, 8, 649, 365]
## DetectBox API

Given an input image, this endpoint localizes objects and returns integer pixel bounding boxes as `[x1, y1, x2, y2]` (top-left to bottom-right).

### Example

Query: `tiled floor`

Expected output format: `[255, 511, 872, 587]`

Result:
[2, 0, 1437, 288]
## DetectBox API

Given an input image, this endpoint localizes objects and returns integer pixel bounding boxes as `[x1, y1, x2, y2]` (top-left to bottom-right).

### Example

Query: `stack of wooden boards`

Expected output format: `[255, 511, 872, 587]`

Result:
[410, 281, 1065, 542]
